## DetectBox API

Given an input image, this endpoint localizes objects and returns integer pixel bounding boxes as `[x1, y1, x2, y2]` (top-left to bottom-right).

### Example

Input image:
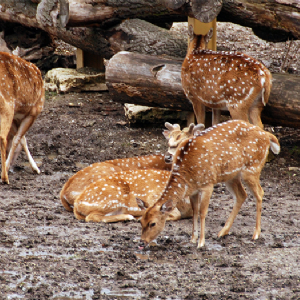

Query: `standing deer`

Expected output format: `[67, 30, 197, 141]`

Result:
[0, 52, 44, 183]
[182, 25, 272, 128]
[60, 154, 171, 212]
[137, 120, 280, 248]
[73, 169, 192, 223]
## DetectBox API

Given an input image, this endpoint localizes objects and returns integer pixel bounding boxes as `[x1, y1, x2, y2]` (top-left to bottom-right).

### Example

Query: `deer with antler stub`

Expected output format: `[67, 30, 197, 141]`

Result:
[73, 169, 192, 223]
[137, 120, 280, 248]
[163, 121, 204, 163]
[0, 52, 44, 183]
[182, 25, 272, 128]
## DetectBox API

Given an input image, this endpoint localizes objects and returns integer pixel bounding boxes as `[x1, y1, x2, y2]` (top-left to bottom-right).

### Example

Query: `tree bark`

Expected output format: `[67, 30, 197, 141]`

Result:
[106, 51, 300, 128]
[219, 0, 300, 42]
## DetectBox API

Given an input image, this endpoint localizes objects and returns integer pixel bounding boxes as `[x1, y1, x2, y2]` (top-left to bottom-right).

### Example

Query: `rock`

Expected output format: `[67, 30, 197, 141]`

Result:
[44, 67, 107, 93]
[124, 103, 190, 125]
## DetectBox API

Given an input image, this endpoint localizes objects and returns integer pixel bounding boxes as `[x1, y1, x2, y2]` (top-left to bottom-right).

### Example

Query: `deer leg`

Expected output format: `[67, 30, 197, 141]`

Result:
[0, 109, 14, 184]
[86, 212, 135, 223]
[229, 108, 249, 124]
[242, 172, 264, 240]
[198, 185, 214, 248]
[192, 101, 206, 125]
[249, 105, 264, 129]
[20, 135, 40, 174]
[212, 109, 221, 125]
[6, 115, 36, 171]
[218, 176, 247, 237]
[190, 193, 200, 243]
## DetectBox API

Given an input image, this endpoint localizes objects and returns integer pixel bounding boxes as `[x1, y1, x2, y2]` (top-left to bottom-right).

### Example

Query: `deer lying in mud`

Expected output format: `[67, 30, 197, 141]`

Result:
[137, 120, 280, 248]
[61, 122, 201, 212]
[181, 26, 272, 128]
[73, 169, 192, 223]
[0, 52, 44, 183]
[60, 154, 172, 212]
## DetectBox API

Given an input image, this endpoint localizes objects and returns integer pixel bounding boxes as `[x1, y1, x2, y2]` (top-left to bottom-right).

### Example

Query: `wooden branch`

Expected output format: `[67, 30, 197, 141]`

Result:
[106, 51, 300, 128]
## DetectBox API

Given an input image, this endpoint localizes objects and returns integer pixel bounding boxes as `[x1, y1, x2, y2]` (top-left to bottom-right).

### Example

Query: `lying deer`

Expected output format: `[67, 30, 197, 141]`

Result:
[60, 154, 171, 212]
[73, 169, 192, 223]
[0, 52, 44, 183]
[61, 122, 202, 212]
[137, 120, 280, 248]
[181, 25, 272, 128]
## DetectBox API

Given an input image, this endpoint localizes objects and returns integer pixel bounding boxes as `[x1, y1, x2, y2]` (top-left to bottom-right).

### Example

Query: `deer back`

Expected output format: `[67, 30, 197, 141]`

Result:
[0, 52, 44, 114]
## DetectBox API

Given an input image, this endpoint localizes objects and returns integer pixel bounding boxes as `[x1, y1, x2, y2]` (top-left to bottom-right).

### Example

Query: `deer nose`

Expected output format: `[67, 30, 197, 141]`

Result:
[164, 153, 173, 164]
[138, 239, 148, 250]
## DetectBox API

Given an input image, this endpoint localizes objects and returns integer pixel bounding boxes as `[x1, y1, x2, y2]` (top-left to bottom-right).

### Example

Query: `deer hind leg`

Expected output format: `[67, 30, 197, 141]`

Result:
[218, 176, 247, 238]
[229, 108, 249, 123]
[212, 109, 221, 126]
[197, 184, 214, 248]
[249, 103, 264, 129]
[192, 101, 206, 125]
[6, 115, 36, 172]
[189, 193, 200, 244]
[86, 212, 136, 223]
[242, 172, 264, 240]
[20, 135, 40, 174]
[0, 107, 14, 184]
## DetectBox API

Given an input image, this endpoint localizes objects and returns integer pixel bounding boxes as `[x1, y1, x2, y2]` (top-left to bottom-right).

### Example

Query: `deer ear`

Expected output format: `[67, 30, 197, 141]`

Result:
[205, 27, 214, 44]
[193, 123, 205, 136]
[160, 200, 174, 214]
[188, 24, 194, 40]
[187, 123, 195, 135]
[163, 129, 171, 140]
[136, 198, 149, 210]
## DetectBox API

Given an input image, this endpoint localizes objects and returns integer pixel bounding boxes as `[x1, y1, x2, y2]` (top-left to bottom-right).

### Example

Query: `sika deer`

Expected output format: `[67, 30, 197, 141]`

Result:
[60, 154, 171, 212]
[0, 52, 44, 183]
[73, 169, 192, 223]
[163, 121, 204, 163]
[137, 120, 280, 248]
[182, 26, 272, 128]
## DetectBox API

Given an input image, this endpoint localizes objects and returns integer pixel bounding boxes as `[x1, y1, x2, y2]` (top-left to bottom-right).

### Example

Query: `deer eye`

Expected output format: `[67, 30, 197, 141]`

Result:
[149, 222, 156, 228]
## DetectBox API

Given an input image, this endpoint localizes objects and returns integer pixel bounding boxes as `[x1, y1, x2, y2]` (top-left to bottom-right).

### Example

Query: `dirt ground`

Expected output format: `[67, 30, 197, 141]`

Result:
[1, 23, 300, 300]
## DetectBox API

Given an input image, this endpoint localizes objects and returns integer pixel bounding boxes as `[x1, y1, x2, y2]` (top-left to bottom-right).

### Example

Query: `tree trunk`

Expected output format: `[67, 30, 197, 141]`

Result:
[106, 51, 300, 128]
[219, 0, 300, 42]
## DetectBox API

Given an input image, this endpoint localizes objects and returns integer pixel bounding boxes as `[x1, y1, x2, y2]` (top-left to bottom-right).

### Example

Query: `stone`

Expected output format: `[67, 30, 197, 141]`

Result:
[44, 67, 107, 93]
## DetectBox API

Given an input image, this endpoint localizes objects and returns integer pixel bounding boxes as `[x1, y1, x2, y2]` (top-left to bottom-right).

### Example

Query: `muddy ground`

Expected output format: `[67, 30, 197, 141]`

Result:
[1, 23, 300, 299]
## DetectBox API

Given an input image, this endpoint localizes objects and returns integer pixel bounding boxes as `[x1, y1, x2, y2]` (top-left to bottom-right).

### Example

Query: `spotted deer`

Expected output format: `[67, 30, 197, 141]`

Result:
[137, 120, 280, 248]
[60, 154, 172, 212]
[73, 169, 192, 223]
[163, 121, 204, 163]
[181, 26, 272, 128]
[0, 52, 44, 183]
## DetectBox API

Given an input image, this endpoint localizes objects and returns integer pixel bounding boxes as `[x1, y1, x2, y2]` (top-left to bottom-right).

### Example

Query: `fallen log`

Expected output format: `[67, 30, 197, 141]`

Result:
[106, 51, 300, 128]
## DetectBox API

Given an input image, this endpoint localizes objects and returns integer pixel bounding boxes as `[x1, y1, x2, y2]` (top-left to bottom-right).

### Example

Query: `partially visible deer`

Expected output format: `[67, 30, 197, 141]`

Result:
[181, 25, 272, 128]
[163, 121, 204, 163]
[137, 120, 280, 248]
[60, 154, 171, 212]
[0, 52, 44, 183]
[74, 169, 192, 223]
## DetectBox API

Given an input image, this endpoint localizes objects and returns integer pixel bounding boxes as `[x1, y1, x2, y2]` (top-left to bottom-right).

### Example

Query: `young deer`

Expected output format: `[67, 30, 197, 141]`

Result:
[137, 120, 280, 248]
[181, 25, 272, 128]
[60, 154, 171, 212]
[73, 169, 192, 223]
[163, 121, 204, 163]
[0, 52, 44, 183]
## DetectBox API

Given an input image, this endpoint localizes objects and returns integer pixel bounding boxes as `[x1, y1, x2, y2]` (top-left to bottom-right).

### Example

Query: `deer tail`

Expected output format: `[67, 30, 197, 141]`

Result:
[268, 132, 280, 155]
[60, 190, 73, 212]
